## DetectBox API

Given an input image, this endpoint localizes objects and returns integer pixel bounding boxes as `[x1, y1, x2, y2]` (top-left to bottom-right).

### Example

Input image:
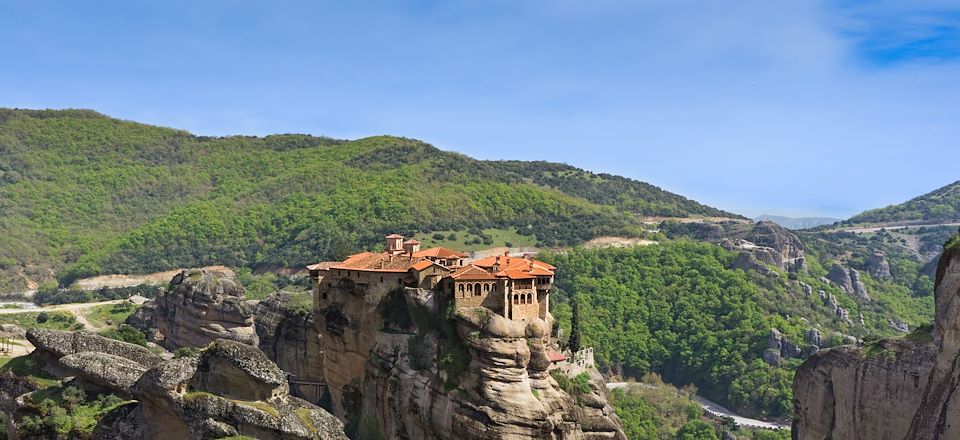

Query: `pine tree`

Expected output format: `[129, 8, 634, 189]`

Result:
[569, 297, 582, 353]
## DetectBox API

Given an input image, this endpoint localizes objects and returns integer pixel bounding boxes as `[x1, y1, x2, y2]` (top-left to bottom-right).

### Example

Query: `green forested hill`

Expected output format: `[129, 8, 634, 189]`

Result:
[0, 108, 738, 291]
[846, 181, 960, 224]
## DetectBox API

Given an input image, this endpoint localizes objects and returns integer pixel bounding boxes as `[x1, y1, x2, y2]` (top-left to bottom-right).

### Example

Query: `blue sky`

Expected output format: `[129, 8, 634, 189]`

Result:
[2, 1, 960, 218]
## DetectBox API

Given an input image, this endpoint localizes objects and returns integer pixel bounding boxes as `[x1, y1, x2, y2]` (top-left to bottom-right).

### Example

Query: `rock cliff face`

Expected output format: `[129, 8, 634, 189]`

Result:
[255, 293, 326, 403]
[793, 242, 960, 440]
[129, 269, 258, 350]
[317, 286, 625, 439]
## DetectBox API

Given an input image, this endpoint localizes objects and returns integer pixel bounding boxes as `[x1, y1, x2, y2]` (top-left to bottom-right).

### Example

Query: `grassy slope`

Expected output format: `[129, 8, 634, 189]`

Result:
[0, 108, 738, 291]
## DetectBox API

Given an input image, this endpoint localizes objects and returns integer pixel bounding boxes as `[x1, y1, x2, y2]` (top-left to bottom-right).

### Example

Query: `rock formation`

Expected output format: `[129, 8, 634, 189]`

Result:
[317, 285, 625, 439]
[129, 268, 258, 350]
[678, 220, 807, 273]
[763, 328, 815, 367]
[827, 264, 870, 300]
[16, 329, 346, 439]
[867, 250, 893, 280]
[255, 293, 326, 403]
[26, 328, 164, 377]
[793, 241, 960, 440]
[793, 340, 935, 440]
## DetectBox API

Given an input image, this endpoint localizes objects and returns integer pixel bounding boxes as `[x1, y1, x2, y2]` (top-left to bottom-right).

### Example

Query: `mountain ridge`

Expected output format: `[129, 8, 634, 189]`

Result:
[845, 180, 960, 225]
[0, 108, 741, 292]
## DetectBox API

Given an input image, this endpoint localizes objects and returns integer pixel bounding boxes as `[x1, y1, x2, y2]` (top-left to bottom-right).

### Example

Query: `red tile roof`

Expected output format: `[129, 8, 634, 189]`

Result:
[403, 239, 421, 245]
[412, 260, 451, 272]
[385, 234, 405, 239]
[471, 255, 555, 280]
[329, 252, 422, 273]
[413, 247, 468, 259]
[450, 265, 499, 280]
[548, 351, 567, 362]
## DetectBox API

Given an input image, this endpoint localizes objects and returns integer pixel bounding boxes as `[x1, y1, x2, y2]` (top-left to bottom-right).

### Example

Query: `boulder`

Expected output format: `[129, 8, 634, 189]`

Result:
[888, 318, 909, 333]
[828, 264, 870, 300]
[136, 269, 259, 350]
[827, 265, 854, 295]
[866, 250, 893, 280]
[804, 329, 822, 347]
[26, 328, 163, 372]
[60, 352, 148, 396]
[193, 339, 288, 402]
[849, 269, 870, 300]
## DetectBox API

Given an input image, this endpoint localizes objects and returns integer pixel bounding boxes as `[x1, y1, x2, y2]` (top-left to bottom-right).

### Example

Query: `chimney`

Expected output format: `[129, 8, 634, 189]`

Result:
[386, 234, 404, 255]
[403, 239, 421, 255]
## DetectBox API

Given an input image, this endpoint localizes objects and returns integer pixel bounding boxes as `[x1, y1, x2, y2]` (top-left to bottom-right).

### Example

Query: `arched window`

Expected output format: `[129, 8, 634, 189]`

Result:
[459, 284, 464, 292]
[527, 293, 533, 304]
[483, 284, 489, 292]
[467, 284, 473, 293]
[514, 294, 519, 304]
[474, 283, 481, 295]
[492, 284, 497, 292]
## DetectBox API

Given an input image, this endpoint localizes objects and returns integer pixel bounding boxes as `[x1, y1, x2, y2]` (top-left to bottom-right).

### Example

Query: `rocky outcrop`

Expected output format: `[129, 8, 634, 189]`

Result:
[14, 332, 346, 439]
[255, 293, 325, 403]
[827, 264, 870, 300]
[26, 328, 163, 377]
[763, 328, 813, 366]
[729, 251, 776, 277]
[794, 241, 960, 440]
[867, 250, 893, 280]
[60, 352, 148, 396]
[130, 269, 258, 350]
[678, 220, 806, 273]
[317, 285, 625, 439]
[817, 290, 853, 325]
[126, 339, 344, 440]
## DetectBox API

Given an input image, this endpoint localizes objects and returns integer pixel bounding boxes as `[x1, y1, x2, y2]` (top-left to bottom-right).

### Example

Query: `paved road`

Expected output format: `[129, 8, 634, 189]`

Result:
[830, 222, 960, 234]
[0, 299, 126, 331]
[0, 299, 124, 315]
[606, 382, 789, 430]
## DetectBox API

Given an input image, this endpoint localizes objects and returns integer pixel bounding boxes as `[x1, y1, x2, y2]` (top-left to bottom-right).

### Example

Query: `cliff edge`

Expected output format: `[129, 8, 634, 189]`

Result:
[793, 240, 960, 440]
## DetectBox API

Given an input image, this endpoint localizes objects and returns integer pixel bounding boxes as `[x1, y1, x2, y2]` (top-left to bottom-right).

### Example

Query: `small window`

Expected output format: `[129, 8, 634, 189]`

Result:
[380, 276, 384, 283]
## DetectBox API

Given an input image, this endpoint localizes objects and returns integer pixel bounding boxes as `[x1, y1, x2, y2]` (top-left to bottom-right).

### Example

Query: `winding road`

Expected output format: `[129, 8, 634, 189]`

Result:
[605, 382, 789, 430]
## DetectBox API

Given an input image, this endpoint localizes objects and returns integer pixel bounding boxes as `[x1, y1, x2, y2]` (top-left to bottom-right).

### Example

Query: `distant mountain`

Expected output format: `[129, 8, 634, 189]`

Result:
[847, 181, 960, 225]
[754, 215, 841, 230]
[0, 108, 742, 292]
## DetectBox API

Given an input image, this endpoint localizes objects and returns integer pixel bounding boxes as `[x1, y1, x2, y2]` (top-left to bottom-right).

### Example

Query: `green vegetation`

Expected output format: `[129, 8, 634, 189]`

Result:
[412, 228, 539, 251]
[100, 324, 147, 346]
[551, 370, 592, 397]
[847, 181, 960, 224]
[84, 302, 138, 329]
[0, 311, 83, 331]
[1, 355, 61, 388]
[235, 268, 310, 301]
[545, 242, 796, 417]
[610, 375, 787, 440]
[0, 109, 737, 292]
[32, 284, 160, 306]
[798, 228, 938, 331]
[19, 386, 128, 439]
